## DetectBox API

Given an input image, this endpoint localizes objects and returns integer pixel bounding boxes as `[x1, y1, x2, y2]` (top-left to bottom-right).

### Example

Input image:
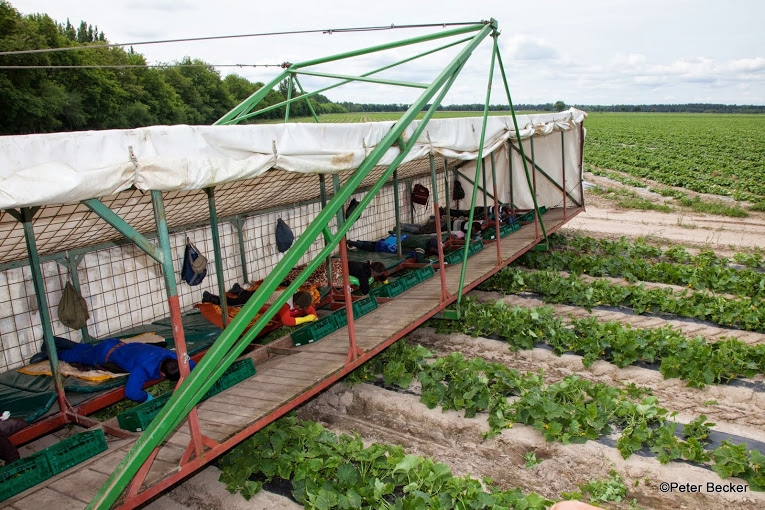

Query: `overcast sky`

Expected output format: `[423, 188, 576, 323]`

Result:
[8, 0, 765, 106]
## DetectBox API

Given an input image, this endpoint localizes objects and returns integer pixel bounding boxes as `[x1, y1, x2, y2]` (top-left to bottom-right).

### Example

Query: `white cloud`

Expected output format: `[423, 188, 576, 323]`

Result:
[727, 57, 765, 73]
[501, 35, 559, 62]
[124, 0, 196, 12]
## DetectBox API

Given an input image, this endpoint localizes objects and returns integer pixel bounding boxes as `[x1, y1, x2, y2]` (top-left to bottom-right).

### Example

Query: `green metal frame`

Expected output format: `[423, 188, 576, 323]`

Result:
[2, 17, 572, 508]
[454, 31, 498, 307]
[215, 28, 482, 125]
[90, 21, 497, 508]
[75, 17, 575, 508]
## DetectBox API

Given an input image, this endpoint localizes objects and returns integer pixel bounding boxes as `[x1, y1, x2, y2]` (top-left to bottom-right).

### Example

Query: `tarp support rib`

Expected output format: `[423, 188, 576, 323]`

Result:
[430, 154, 450, 302]
[319, 174, 335, 286]
[393, 169, 402, 257]
[491, 151, 502, 265]
[205, 187, 229, 327]
[81, 199, 164, 264]
[529, 136, 548, 242]
[443, 158, 451, 233]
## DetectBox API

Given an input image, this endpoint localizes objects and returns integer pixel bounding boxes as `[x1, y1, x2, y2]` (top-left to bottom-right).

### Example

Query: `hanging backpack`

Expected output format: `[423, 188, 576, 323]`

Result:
[181, 238, 208, 286]
[58, 281, 90, 329]
[453, 179, 466, 201]
[345, 198, 361, 221]
[411, 183, 430, 207]
[275, 218, 295, 253]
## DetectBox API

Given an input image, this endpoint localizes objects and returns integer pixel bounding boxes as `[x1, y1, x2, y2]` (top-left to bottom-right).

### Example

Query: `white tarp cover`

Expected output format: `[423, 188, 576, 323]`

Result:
[0, 108, 586, 209]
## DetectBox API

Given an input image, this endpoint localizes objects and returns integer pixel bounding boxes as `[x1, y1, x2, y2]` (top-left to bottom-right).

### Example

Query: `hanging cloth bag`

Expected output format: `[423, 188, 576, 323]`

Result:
[345, 198, 361, 222]
[181, 237, 208, 286]
[411, 183, 430, 207]
[453, 179, 466, 202]
[276, 218, 295, 253]
[58, 281, 90, 329]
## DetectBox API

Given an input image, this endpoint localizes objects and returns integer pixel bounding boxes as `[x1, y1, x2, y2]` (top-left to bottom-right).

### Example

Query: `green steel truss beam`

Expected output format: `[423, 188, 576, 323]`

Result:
[455, 31, 498, 308]
[89, 20, 495, 509]
[214, 24, 486, 125]
[81, 199, 164, 264]
[293, 75, 320, 122]
[494, 39, 548, 243]
[293, 69, 429, 89]
[223, 35, 474, 124]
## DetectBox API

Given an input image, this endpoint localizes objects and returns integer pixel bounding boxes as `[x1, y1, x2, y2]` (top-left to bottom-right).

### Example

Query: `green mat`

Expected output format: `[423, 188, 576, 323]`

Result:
[341, 250, 406, 271]
[0, 310, 223, 424]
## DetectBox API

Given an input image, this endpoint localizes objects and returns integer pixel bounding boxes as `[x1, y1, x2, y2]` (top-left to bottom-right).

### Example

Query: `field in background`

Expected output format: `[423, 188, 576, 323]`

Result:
[584, 113, 765, 203]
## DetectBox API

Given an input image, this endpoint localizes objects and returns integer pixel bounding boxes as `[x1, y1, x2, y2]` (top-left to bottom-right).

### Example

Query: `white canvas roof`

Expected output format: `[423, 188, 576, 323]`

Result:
[0, 109, 585, 209]
[0, 109, 586, 264]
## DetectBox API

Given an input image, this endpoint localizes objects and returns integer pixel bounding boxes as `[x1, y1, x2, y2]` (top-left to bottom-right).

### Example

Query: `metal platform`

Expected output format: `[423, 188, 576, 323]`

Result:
[2, 207, 580, 509]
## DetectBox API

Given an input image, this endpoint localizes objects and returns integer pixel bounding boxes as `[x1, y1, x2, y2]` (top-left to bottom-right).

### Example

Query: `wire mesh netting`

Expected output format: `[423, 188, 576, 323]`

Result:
[0, 158, 452, 371]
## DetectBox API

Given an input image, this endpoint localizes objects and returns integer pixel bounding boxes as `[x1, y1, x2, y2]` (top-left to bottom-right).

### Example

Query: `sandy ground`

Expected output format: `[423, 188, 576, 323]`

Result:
[145, 178, 765, 509]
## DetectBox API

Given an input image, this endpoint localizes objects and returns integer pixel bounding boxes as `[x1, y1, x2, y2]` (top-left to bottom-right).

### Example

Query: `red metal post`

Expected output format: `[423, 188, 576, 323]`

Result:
[339, 238, 364, 365]
[431, 200, 450, 302]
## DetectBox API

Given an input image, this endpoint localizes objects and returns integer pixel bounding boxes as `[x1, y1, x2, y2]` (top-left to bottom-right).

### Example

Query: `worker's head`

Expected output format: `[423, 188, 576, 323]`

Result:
[293, 290, 313, 310]
[160, 358, 181, 381]
[426, 236, 440, 255]
[370, 261, 386, 275]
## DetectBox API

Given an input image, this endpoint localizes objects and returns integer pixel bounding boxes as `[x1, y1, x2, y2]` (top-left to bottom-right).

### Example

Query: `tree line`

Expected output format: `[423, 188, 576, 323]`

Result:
[0, 1, 345, 135]
[576, 103, 765, 114]
[342, 102, 765, 114]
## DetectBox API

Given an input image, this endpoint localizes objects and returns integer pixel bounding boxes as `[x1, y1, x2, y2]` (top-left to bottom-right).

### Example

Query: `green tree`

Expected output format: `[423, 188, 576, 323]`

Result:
[554, 100, 567, 112]
[163, 57, 235, 124]
[0, 1, 347, 133]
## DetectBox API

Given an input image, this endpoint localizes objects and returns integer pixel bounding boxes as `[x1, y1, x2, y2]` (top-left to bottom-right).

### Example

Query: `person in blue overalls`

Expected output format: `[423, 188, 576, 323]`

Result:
[30, 337, 194, 403]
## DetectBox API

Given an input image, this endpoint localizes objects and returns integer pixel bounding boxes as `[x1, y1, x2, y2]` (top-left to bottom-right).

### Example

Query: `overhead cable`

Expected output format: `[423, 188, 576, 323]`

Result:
[0, 63, 282, 69]
[0, 21, 484, 57]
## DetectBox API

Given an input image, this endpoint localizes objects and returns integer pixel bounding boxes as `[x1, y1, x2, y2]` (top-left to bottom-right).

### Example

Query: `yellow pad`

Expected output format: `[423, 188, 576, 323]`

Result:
[18, 361, 128, 382]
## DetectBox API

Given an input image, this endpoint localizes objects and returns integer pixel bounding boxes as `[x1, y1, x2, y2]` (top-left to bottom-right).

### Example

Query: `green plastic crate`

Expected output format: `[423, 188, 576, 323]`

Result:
[468, 241, 484, 257]
[413, 265, 435, 283]
[539, 205, 548, 215]
[334, 296, 379, 327]
[292, 314, 340, 346]
[397, 270, 420, 288]
[0, 452, 51, 501]
[44, 429, 107, 475]
[352, 295, 379, 318]
[369, 277, 412, 298]
[203, 358, 257, 398]
[481, 221, 521, 240]
[443, 249, 461, 264]
[444, 241, 484, 264]
[117, 391, 172, 432]
[518, 210, 535, 222]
